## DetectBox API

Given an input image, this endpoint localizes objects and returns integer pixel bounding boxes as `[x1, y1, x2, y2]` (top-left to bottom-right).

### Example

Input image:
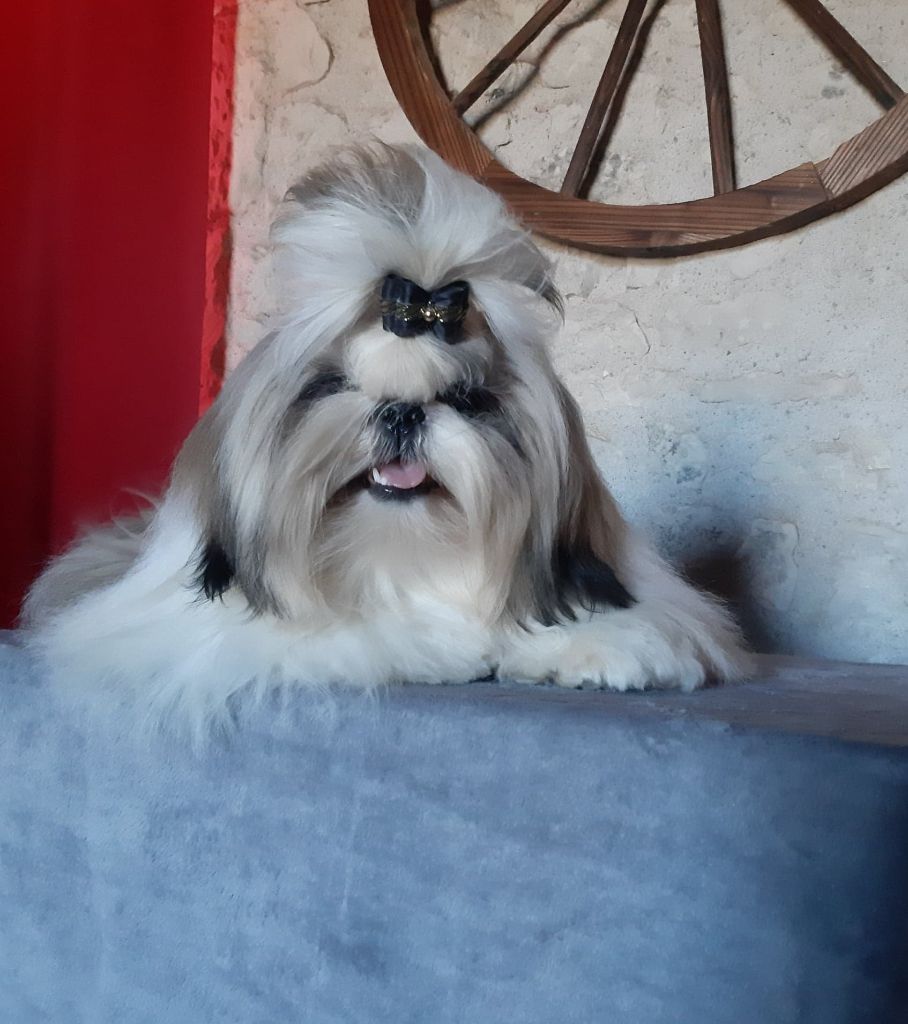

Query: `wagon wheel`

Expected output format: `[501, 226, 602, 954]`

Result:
[369, 0, 908, 256]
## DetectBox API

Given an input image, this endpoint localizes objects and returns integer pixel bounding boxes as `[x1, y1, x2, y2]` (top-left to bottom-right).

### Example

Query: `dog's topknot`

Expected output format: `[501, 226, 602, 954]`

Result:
[270, 145, 562, 350]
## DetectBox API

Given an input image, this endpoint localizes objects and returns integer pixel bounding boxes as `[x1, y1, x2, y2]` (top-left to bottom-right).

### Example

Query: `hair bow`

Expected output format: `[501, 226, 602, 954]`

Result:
[380, 273, 470, 344]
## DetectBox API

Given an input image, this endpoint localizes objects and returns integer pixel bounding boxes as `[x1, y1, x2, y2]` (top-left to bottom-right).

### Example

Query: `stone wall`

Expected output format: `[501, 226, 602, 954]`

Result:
[229, 0, 908, 663]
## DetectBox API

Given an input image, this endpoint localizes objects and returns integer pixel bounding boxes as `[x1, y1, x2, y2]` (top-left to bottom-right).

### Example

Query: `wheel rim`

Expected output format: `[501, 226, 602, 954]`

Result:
[369, 0, 908, 256]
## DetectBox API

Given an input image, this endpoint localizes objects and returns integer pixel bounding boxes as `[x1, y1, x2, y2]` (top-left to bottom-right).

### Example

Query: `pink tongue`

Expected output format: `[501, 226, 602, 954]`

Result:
[378, 460, 427, 489]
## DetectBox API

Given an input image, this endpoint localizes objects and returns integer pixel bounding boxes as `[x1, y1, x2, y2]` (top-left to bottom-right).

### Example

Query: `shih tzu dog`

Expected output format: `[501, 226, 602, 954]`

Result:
[25, 146, 747, 730]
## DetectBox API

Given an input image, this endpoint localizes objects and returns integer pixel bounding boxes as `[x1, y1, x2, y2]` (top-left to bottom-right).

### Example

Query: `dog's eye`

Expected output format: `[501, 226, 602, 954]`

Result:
[436, 383, 500, 417]
[297, 372, 350, 404]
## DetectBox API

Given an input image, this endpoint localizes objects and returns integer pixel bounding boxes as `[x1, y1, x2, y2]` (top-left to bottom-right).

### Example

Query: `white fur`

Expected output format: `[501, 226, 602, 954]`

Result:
[23, 146, 749, 736]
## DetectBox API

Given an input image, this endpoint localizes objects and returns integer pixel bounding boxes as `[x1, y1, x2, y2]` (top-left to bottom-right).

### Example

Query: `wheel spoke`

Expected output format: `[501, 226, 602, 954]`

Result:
[695, 0, 736, 194]
[561, 0, 649, 197]
[452, 0, 576, 115]
[782, 0, 903, 109]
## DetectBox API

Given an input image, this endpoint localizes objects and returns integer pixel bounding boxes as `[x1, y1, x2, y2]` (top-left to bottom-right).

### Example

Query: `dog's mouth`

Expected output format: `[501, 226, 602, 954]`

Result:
[367, 460, 438, 502]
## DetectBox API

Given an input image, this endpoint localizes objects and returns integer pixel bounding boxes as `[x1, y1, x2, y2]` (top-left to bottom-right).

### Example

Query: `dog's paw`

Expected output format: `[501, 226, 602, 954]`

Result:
[497, 618, 708, 692]
[553, 638, 707, 691]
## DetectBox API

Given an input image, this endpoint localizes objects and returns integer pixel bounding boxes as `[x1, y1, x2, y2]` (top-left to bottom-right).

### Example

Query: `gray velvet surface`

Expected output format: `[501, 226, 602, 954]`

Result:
[2, 634, 907, 1024]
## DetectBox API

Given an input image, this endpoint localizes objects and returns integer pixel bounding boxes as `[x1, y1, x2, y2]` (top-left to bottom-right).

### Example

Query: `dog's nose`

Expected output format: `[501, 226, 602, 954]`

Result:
[379, 402, 426, 436]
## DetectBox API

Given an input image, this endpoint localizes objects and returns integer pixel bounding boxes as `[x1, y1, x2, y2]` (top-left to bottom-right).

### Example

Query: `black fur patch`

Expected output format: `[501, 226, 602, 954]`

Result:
[436, 382, 501, 417]
[296, 371, 350, 405]
[553, 544, 634, 620]
[194, 540, 235, 601]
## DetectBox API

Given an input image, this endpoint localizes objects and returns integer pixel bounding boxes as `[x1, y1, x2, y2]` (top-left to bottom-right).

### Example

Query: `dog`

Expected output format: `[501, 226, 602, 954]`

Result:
[24, 145, 747, 731]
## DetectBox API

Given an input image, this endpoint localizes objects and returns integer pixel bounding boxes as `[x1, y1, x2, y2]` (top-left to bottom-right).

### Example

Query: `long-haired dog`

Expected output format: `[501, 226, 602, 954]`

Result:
[25, 146, 747, 731]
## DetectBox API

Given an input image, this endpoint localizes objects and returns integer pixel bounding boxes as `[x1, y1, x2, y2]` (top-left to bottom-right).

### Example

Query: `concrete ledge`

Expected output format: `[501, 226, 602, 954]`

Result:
[2, 636, 907, 1023]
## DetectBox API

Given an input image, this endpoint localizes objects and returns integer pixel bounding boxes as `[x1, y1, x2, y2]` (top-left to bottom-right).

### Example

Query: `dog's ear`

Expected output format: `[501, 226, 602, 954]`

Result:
[551, 382, 634, 617]
[172, 403, 280, 615]
[171, 409, 234, 605]
[516, 382, 634, 627]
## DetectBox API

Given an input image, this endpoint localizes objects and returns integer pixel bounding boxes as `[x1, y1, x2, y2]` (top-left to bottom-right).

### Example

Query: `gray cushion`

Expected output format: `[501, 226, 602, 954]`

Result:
[2, 634, 907, 1023]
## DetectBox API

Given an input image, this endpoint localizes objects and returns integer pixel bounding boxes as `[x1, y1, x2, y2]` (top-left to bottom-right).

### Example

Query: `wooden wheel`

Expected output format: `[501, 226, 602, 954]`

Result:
[369, 0, 908, 256]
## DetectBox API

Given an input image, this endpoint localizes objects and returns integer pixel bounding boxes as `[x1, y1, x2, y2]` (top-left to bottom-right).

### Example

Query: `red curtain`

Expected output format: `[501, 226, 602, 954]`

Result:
[0, 1, 233, 625]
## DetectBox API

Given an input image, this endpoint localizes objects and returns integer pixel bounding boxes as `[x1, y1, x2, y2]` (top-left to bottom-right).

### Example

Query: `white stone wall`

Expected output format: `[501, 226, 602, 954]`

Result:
[229, 0, 908, 663]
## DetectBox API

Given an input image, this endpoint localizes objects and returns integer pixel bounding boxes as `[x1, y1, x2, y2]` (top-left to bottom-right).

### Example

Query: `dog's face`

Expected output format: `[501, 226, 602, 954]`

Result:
[260, 304, 558, 618]
[175, 147, 632, 628]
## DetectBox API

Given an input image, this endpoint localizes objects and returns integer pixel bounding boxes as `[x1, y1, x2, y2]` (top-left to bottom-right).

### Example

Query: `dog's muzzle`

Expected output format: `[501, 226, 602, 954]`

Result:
[369, 402, 436, 501]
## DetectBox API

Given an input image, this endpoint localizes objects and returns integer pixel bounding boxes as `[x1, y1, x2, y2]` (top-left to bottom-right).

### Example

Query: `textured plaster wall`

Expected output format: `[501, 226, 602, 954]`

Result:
[228, 0, 908, 663]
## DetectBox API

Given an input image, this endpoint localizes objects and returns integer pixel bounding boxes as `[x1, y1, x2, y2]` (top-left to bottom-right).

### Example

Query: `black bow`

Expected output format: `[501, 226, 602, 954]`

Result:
[380, 273, 470, 344]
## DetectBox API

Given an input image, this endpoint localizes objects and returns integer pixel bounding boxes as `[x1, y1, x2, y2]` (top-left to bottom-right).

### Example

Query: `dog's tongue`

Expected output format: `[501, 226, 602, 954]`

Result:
[374, 460, 427, 489]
